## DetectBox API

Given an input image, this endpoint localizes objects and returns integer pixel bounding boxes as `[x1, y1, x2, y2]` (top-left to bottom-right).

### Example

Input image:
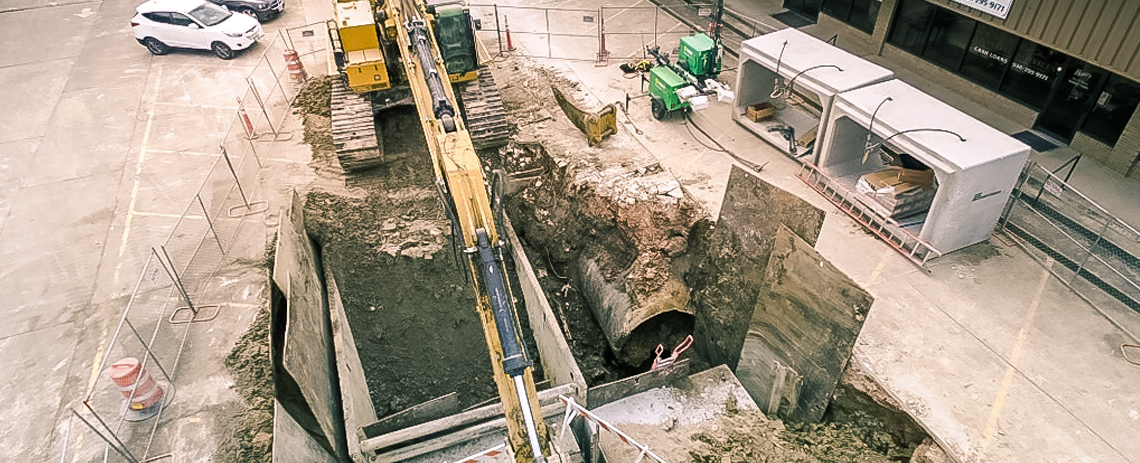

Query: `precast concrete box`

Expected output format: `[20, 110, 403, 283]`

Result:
[733, 28, 893, 161]
[817, 79, 1031, 254]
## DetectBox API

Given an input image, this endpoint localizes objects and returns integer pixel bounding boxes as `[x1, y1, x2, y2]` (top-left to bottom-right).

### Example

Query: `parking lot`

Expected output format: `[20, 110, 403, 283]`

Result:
[0, 0, 328, 460]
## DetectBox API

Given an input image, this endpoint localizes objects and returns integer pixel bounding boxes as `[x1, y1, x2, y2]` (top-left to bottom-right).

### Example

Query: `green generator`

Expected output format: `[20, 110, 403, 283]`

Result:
[648, 66, 707, 120]
[677, 33, 720, 80]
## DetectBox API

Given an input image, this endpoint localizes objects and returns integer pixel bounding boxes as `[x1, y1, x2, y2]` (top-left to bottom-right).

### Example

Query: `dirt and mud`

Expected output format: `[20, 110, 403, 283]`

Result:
[487, 56, 934, 461]
[489, 62, 713, 377]
[216, 304, 274, 463]
[294, 79, 543, 418]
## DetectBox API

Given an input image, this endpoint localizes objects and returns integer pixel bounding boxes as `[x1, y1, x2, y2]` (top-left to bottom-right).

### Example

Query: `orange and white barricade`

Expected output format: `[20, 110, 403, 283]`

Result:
[452, 443, 507, 463]
[558, 395, 668, 463]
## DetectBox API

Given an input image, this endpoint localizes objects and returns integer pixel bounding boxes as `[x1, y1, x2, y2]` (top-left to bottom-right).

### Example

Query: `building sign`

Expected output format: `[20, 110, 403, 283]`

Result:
[950, 0, 1013, 19]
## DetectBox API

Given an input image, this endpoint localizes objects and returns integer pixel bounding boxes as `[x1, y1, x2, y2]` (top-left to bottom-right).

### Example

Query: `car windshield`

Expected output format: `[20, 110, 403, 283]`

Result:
[188, 2, 231, 27]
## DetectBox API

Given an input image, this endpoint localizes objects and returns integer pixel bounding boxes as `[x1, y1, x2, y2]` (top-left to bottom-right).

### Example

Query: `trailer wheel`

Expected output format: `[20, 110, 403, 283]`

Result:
[651, 96, 666, 121]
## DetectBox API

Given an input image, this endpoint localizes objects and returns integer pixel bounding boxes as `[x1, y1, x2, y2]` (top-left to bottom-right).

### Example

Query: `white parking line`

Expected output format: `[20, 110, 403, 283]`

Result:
[112, 64, 163, 287]
[144, 148, 222, 157]
[154, 101, 239, 111]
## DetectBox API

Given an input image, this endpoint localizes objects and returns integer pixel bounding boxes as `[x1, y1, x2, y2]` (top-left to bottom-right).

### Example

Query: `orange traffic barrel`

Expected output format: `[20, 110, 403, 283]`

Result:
[108, 357, 165, 411]
[284, 49, 308, 84]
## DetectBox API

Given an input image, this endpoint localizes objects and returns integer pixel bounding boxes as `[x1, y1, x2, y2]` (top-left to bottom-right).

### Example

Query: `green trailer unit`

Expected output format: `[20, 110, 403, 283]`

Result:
[648, 66, 689, 120]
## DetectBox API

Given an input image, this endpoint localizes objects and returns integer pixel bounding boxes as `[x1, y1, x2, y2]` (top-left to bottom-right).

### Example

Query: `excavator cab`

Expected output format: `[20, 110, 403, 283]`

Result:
[432, 4, 479, 82]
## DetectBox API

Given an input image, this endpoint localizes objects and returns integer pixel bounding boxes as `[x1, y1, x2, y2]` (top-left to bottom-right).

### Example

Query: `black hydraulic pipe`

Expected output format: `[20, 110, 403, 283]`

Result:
[475, 228, 530, 376]
[407, 19, 457, 131]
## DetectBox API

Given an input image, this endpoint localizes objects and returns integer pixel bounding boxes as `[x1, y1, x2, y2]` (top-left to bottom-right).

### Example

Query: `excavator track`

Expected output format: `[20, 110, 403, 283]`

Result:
[330, 77, 384, 173]
[459, 68, 512, 151]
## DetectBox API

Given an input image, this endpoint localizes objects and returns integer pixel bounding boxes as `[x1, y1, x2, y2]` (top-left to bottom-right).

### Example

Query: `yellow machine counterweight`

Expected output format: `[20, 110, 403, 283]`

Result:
[331, 0, 390, 93]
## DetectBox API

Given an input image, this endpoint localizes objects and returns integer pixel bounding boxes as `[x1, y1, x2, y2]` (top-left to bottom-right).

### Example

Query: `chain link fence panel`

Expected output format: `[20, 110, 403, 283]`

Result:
[1000, 161, 1140, 312]
[469, 3, 713, 62]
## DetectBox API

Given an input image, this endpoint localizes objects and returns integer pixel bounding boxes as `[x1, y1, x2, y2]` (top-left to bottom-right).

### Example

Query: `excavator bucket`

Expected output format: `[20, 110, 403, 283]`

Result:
[551, 85, 618, 147]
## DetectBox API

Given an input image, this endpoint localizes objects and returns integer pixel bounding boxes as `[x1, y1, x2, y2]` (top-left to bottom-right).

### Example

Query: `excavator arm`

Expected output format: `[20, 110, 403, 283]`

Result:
[382, 0, 550, 461]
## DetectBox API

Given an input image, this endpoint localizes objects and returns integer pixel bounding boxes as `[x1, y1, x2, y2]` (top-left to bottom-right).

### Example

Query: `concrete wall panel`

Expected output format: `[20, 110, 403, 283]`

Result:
[692, 166, 826, 370]
[273, 190, 347, 460]
[737, 225, 873, 423]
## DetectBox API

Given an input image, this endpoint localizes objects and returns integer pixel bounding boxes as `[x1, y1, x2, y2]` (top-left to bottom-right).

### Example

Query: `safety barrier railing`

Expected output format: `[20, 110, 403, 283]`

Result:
[558, 395, 669, 463]
[61, 22, 329, 463]
[999, 161, 1140, 313]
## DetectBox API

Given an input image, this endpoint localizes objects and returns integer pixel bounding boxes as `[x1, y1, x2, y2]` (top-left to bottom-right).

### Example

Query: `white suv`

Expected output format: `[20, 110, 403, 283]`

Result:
[131, 0, 264, 59]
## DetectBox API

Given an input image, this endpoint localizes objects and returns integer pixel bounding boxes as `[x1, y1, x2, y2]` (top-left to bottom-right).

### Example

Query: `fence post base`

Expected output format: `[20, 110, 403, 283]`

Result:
[229, 201, 269, 218]
[169, 305, 222, 325]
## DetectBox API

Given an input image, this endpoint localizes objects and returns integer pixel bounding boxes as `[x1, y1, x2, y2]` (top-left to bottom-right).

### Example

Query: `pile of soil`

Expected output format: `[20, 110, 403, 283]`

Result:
[216, 304, 274, 463]
[293, 77, 337, 182]
[686, 408, 901, 463]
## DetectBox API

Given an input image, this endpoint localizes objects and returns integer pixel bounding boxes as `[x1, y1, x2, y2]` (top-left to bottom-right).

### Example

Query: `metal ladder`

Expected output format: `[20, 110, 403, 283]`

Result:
[797, 163, 941, 269]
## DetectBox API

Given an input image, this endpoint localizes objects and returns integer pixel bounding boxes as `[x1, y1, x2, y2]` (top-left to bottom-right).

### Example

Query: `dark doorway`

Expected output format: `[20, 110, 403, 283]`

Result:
[784, 0, 822, 21]
[1034, 62, 1106, 142]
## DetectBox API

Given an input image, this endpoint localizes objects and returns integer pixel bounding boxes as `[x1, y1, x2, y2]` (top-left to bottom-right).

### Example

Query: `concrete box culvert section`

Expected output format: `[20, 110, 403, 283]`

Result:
[733, 28, 895, 161]
[819, 79, 1031, 254]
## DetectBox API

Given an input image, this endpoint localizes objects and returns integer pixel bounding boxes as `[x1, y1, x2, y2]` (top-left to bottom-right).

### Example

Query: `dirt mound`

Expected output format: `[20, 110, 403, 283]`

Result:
[294, 76, 333, 118]
[216, 304, 274, 463]
[493, 57, 712, 374]
[685, 408, 900, 463]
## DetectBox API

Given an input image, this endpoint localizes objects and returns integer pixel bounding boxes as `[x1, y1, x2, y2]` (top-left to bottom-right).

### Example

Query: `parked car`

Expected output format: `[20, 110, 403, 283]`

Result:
[206, 0, 284, 23]
[131, 0, 263, 59]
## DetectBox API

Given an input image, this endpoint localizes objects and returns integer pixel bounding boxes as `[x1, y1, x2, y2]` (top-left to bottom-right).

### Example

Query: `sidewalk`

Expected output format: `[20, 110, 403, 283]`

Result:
[708, 2, 1140, 462]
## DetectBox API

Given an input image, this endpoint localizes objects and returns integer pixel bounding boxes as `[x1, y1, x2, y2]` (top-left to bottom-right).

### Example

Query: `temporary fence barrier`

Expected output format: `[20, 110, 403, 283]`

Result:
[999, 160, 1140, 315]
[61, 22, 331, 463]
[468, 3, 718, 63]
[558, 395, 668, 463]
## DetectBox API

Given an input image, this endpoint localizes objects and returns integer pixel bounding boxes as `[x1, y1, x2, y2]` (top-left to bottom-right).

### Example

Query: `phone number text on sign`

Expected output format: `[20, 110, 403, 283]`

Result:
[951, 0, 1013, 19]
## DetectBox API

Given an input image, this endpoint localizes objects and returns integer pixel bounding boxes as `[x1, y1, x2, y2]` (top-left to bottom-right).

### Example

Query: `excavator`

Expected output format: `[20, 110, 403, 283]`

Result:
[327, 0, 550, 461]
[327, 0, 509, 171]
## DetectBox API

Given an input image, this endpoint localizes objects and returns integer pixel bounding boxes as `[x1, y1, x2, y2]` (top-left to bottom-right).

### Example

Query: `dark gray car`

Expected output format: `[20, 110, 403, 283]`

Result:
[207, 0, 284, 22]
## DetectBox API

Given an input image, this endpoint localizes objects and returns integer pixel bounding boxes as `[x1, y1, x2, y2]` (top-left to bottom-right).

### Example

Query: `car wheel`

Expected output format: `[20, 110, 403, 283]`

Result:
[237, 7, 258, 19]
[651, 96, 667, 120]
[144, 37, 170, 55]
[212, 42, 235, 60]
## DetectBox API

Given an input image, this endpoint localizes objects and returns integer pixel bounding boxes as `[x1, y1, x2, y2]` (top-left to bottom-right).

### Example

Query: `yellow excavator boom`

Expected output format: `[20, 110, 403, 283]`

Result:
[381, 0, 550, 461]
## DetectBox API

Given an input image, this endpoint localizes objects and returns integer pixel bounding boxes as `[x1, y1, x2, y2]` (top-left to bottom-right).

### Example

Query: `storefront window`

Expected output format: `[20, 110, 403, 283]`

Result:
[785, 0, 823, 20]
[923, 8, 976, 70]
[959, 24, 1019, 89]
[821, 0, 880, 33]
[1081, 75, 1140, 145]
[1000, 41, 1067, 110]
[887, 0, 935, 55]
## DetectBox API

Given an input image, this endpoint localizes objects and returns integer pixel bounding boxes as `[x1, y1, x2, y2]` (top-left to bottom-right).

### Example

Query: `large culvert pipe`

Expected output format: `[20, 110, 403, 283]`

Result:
[578, 248, 694, 366]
